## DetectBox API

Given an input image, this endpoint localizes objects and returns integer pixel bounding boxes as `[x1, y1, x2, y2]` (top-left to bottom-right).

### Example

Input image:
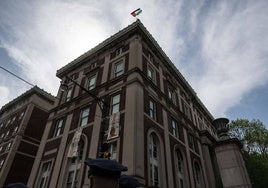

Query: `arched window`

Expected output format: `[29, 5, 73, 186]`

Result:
[149, 133, 160, 187]
[193, 162, 202, 188]
[66, 139, 85, 188]
[175, 150, 184, 188]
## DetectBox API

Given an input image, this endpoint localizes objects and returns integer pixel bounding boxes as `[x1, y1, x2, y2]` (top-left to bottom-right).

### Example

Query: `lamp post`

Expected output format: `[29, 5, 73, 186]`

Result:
[60, 76, 109, 158]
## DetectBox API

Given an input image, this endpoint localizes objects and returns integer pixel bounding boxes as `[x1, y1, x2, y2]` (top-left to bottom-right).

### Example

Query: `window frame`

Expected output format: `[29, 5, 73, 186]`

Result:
[19, 112, 24, 120]
[54, 119, 64, 137]
[0, 159, 4, 171]
[110, 94, 120, 115]
[13, 126, 18, 134]
[193, 162, 202, 188]
[147, 65, 155, 82]
[37, 161, 52, 188]
[171, 119, 179, 138]
[149, 134, 160, 187]
[175, 149, 185, 188]
[6, 142, 11, 151]
[80, 108, 90, 127]
[65, 87, 73, 102]
[87, 74, 97, 90]
[182, 100, 192, 121]
[168, 86, 177, 104]
[149, 99, 156, 120]
[11, 116, 16, 124]
[108, 141, 118, 160]
[114, 60, 124, 78]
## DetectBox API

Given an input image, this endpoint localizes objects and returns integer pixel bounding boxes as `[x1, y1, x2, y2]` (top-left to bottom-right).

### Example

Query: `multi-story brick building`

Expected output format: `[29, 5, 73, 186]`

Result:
[0, 86, 55, 187]
[27, 20, 220, 188]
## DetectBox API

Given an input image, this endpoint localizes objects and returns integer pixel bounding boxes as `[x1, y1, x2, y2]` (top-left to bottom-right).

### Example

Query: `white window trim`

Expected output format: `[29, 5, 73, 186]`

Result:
[80, 108, 90, 127]
[171, 119, 179, 138]
[147, 64, 156, 83]
[0, 159, 5, 170]
[110, 94, 120, 115]
[149, 134, 160, 187]
[65, 88, 73, 102]
[149, 99, 156, 120]
[114, 60, 124, 78]
[87, 74, 97, 90]
[6, 142, 11, 151]
[19, 112, 24, 120]
[54, 119, 63, 137]
[175, 149, 185, 188]
[108, 141, 118, 160]
[110, 58, 125, 80]
[37, 160, 53, 188]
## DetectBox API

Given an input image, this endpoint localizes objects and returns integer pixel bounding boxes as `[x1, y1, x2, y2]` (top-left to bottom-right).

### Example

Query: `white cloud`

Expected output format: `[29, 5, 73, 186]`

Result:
[192, 1, 268, 116]
[0, 0, 268, 121]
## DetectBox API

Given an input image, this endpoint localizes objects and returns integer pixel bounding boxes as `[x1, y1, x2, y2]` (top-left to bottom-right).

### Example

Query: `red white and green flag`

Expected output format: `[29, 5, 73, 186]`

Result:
[131, 8, 142, 17]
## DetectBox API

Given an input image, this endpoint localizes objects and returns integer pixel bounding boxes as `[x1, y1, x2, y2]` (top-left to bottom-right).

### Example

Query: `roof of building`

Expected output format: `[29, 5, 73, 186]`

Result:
[56, 19, 214, 120]
[0, 86, 55, 115]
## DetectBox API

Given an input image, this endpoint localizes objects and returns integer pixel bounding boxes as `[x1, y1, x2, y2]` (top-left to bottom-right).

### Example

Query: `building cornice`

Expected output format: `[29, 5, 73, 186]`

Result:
[0, 86, 55, 115]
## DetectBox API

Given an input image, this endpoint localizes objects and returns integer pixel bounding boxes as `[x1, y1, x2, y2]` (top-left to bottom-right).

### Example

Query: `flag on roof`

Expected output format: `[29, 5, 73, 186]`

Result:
[131, 8, 142, 17]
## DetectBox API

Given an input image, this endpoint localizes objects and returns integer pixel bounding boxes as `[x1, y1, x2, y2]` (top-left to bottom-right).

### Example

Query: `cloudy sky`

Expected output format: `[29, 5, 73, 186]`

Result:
[0, 0, 268, 128]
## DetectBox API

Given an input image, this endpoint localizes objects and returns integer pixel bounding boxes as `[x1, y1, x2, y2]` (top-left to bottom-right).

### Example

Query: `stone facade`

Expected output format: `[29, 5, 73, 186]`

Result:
[0, 86, 55, 187]
[23, 20, 246, 188]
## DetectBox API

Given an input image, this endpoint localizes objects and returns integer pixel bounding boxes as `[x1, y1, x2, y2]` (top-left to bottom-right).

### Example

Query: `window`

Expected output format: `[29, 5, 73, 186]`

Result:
[11, 116, 16, 124]
[88, 74, 96, 90]
[114, 61, 124, 77]
[54, 119, 63, 137]
[6, 142, 11, 151]
[37, 161, 52, 188]
[80, 108, 90, 127]
[90, 62, 97, 70]
[66, 88, 73, 102]
[70, 73, 78, 81]
[108, 142, 118, 160]
[0, 123, 3, 129]
[115, 47, 123, 56]
[175, 150, 185, 188]
[149, 134, 160, 187]
[148, 53, 154, 63]
[0, 159, 4, 170]
[13, 126, 18, 134]
[6, 130, 10, 138]
[111, 94, 120, 114]
[147, 65, 155, 81]
[168, 87, 176, 104]
[0, 134, 4, 139]
[182, 101, 192, 121]
[171, 119, 179, 138]
[194, 162, 202, 188]
[66, 140, 84, 188]
[189, 135, 194, 149]
[6, 119, 11, 126]
[66, 170, 79, 188]
[19, 112, 24, 120]
[0, 146, 3, 152]
[149, 99, 156, 119]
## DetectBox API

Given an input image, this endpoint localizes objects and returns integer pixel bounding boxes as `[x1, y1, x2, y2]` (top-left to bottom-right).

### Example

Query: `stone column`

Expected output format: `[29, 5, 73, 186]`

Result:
[213, 118, 251, 188]
[200, 131, 216, 188]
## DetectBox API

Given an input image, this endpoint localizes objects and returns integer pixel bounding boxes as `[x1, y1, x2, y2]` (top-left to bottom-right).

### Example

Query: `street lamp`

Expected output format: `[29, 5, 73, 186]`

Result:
[60, 75, 109, 158]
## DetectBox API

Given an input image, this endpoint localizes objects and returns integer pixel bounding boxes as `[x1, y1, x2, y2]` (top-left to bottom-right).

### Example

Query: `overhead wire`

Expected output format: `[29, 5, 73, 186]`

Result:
[0, 65, 35, 87]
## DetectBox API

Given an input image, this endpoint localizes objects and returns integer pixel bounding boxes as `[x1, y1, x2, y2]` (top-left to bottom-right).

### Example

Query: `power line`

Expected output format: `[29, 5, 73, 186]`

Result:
[0, 65, 35, 87]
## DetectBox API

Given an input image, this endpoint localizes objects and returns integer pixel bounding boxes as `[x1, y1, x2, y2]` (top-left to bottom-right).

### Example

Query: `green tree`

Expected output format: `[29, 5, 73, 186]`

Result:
[229, 119, 268, 155]
[229, 119, 268, 188]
